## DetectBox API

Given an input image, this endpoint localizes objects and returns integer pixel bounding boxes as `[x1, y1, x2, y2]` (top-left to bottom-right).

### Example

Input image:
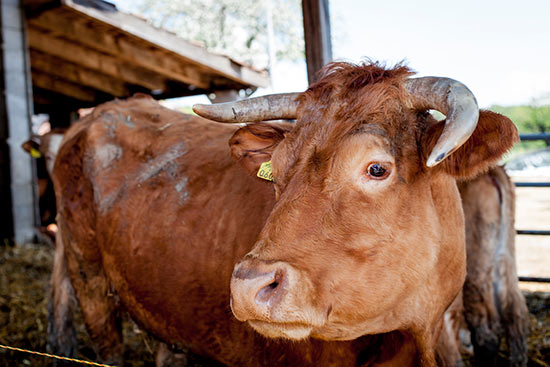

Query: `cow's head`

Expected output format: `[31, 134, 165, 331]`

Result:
[194, 62, 518, 343]
[22, 129, 66, 176]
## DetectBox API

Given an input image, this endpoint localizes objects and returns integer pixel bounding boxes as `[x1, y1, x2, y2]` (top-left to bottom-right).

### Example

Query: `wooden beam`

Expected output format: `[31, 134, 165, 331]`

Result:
[302, 0, 332, 85]
[27, 26, 166, 91]
[29, 49, 130, 96]
[28, 7, 212, 90]
[39, 1, 268, 88]
[31, 69, 97, 102]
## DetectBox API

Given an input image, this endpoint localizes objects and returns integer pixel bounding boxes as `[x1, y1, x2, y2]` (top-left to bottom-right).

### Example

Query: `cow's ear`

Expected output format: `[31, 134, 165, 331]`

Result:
[21, 137, 42, 158]
[422, 110, 519, 180]
[229, 122, 292, 175]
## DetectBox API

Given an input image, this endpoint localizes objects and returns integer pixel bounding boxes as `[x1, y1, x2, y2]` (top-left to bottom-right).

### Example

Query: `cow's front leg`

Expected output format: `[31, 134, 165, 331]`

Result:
[60, 220, 124, 365]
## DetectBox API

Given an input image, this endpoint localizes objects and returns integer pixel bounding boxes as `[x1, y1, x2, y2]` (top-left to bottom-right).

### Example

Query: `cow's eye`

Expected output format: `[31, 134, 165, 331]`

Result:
[366, 163, 389, 179]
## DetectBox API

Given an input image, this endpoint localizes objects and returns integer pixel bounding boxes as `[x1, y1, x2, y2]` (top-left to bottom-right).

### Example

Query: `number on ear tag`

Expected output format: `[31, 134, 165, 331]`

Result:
[257, 161, 274, 181]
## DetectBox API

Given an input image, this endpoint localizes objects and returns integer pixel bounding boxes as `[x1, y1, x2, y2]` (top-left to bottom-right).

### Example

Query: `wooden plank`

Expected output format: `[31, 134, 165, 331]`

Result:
[58, 0, 268, 88]
[29, 7, 224, 90]
[302, 0, 332, 85]
[117, 38, 210, 89]
[29, 49, 130, 96]
[27, 25, 166, 91]
[31, 69, 96, 102]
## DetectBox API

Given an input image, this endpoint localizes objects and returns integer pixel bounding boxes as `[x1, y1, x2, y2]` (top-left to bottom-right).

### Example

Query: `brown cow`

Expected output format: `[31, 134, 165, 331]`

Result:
[21, 128, 66, 238]
[458, 166, 529, 367]
[22, 128, 66, 177]
[51, 62, 518, 366]
[433, 165, 529, 367]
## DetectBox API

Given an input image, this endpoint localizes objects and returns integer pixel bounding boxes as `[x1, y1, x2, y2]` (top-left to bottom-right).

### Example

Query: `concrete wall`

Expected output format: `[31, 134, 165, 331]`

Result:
[0, 8, 13, 243]
[1, 0, 36, 244]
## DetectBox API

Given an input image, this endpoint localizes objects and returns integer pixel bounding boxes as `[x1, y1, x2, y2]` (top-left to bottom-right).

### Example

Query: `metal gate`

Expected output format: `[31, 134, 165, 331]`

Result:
[514, 133, 550, 283]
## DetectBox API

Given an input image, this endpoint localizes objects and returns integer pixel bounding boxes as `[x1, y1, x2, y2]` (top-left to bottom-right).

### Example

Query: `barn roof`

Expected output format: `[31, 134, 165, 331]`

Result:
[23, 0, 269, 111]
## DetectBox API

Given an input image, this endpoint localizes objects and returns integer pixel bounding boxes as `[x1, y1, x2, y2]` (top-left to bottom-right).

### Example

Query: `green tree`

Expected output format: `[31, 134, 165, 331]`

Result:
[526, 94, 550, 141]
[491, 94, 550, 151]
[115, 0, 304, 70]
[491, 95, 550, 134]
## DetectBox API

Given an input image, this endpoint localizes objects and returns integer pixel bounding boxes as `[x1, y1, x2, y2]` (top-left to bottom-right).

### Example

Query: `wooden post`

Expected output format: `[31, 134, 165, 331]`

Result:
[302, 0, 332, 85]
[0, 0, 36, 244]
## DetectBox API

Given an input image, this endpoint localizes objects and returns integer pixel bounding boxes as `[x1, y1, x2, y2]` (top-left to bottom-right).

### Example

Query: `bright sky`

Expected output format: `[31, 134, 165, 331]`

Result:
[113, 0, 550, 108]
[330, 0, 550, 108]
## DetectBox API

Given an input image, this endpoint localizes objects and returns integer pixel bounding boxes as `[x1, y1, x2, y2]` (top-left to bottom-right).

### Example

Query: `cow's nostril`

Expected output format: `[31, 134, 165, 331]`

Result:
[231, 263, 290, 319]
[255, 271, 284, 305]
[256, 282, 278, 304]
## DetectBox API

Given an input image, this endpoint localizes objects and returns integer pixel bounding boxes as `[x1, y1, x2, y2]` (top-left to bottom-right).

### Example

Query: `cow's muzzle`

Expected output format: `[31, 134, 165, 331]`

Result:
[230, 259, 322, 339]
[230, 260, 289, 322]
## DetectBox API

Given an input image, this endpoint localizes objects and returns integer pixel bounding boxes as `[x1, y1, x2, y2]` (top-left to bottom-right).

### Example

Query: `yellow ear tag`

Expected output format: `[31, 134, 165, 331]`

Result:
[257, 160, 274, 182]
[30, 148, 42, 158]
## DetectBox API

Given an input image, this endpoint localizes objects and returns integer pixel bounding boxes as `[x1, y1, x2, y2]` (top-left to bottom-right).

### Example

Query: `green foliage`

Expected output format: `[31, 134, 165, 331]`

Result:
[490, 95, 550, 158]
[490, 103, 550, 135]
[121, 0, 304, 70]
[490, 105, 535, 132]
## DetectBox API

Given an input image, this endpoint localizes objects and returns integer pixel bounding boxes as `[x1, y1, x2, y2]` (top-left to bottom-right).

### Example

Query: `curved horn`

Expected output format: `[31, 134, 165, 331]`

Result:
[404, 77, 479, 167]
[193, 93, 300, 123]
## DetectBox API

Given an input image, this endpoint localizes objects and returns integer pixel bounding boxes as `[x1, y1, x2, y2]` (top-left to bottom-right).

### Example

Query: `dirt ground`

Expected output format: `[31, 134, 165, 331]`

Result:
[0, 244, 549, 367]
[0, 184, 549, 366]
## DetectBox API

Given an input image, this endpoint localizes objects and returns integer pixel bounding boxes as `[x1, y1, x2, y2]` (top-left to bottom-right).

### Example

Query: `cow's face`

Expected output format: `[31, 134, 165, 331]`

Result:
[221, 64, 518, 341]
[231, 126, 449, 340]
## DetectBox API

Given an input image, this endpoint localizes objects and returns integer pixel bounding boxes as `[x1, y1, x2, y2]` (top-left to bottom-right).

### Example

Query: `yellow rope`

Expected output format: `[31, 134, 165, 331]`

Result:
[0, 344, 116, 367]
